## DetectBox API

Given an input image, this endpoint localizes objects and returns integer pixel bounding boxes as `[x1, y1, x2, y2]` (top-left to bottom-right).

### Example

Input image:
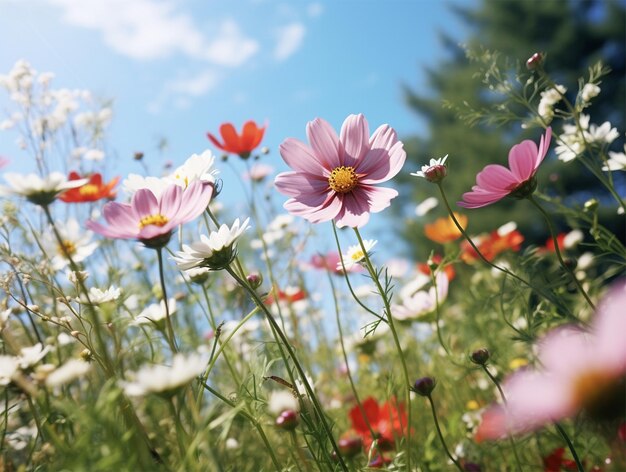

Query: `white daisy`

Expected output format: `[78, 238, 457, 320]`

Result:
[411, 155, 448, 181]
[173, 218, 250, 271]
[133, 299, 177, 325]
[18, 343, 50, 369]
[0, 172, 87, 205]
[121, 352, 207, 396]
[0, 355, 19, 385]
[78, 286, 121, 305]
[170, 150, 219, 188]
[391, 272, 449, 322]
[45, 359, 91, 387]
[338, 239, 377, 271]
[41, 218, 98, 271]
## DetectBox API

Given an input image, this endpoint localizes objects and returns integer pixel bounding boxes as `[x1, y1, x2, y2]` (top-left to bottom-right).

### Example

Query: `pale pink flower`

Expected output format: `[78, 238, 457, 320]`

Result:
[476, 280, 626, 441]
[87, 181, 213, 248]
[274, 114, 406, 228]
[458, 128, 552, 209]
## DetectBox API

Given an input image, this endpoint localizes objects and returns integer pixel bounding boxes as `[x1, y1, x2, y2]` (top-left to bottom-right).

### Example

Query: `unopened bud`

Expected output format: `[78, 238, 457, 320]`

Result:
[424, 165, 447, 183]
[246, 273, 262, 289]
[70, 330, 80, 338]
[275, 410, 299, 431]
[413, 376, 436, 396]
[261, 146, 270, 155]
[133, 151, 144, 161]
[584, 198, 599, 212]
[470, 348, 490, 365]
[80, 349, 92, 361]
[338, 436, 362, 458]
[526, 52, 543, 70]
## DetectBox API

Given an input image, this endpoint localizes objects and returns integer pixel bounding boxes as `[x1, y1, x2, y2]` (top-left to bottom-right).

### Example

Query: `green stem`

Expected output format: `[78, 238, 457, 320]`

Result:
[555, 423, 585, 472]
[436, 183, 577, 320]
[527, 196, 595, 310]
[201, 381, 282, 471]
[226, 267, 348, 471]
[426, 394, 463, 471]
[431, 271, 450, 355]
[353, 228, 412, 471]
[156, 248, 179, 352]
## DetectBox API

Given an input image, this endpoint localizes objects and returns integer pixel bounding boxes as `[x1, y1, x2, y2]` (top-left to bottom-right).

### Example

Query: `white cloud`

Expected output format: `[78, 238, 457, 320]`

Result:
[47, 0, 259, 67]
[307, 2, 324, 18]
[147, 69, 220, 113]
[274, 22, 306, 61]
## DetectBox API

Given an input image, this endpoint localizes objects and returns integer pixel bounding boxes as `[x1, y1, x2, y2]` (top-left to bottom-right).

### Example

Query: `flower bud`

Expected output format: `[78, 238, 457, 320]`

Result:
[246, 273, 262, 289]
[584, 198, 599, 212]
[275, 409, 299, 431]
[526, 52, 543, 70]
[338, 436, 362, 458]
[470, 348, 490, 366]
[133, 151, 144, 161]
[424, 164, 447, 183]
[413, 376, 436, 396]
[80, 349, 92, 361]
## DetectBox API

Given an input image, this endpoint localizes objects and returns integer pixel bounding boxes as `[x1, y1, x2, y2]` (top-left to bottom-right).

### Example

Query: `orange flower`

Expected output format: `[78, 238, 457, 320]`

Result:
[207, 120, 266, 159]
[461, 229, 524, 263]
[59, 172, 119, 203]
[424, 213, 467, 244]
[417, 254, 456, 281]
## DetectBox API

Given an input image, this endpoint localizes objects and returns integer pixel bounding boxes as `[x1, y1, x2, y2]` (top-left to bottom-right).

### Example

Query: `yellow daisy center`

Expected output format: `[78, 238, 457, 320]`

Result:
[58, 240, 77, 256]
[350, 250, 365, 262]
[78, 184, 99, 196]
[138, 214, 169, 229]
[328, 166, 358, 193]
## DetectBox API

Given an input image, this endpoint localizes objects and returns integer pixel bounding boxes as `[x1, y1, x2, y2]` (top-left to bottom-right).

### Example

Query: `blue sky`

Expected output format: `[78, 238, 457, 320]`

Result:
[0, 0, 475, 251]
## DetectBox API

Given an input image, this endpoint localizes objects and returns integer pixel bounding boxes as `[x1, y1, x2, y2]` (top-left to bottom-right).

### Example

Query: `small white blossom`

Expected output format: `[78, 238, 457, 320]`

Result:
[170, 150, 219, 188]
[41, 218, 98, 271]
[244, 163, 274, 181]
[411, 155, 448, 179]
[79, 286, 121, 305]
[538, 84, 566, 122]
[581, 83, 600, 103]
[268, 390, 300, 415]
[603, 146, 626, 171]
[121, 353, 207, 396]
[133, 299, 177, 325]
[173, 218, 250, 271]
[563, 229, 584, 249]
[0, 172, 87, 204]
[415, 196, 439, 216]
[45, 359, 91, 387]
[83, 149, 105, 161]
[0, 355, 19, 385]
[18, 343, 50, 369]
[392, 272, 449, 322]
[338, 239, 377, 271]
[497, 221, 517, 237]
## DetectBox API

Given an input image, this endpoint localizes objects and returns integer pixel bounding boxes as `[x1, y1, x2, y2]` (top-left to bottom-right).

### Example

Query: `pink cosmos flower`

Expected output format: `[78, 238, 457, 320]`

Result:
[475, 280, 626, 442]
[87, 181, 213, 248]
[458, 128, 552, 209]
[274, 114, 406, 228]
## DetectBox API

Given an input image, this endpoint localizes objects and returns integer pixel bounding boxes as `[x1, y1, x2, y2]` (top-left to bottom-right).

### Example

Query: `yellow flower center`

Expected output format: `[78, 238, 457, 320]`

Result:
[58, 240, 77, 256]
[78, 184, 99, 196]
[174, 174, 189, 188]
[572, 370, 616, 410]
[328, 166, 358, 193]
[138, 214, 169, 229]
[350, 250, 365, 262]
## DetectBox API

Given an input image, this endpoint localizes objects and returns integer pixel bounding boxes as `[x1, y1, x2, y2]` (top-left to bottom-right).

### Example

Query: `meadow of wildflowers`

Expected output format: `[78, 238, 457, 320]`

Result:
[0, 49, 624, 472]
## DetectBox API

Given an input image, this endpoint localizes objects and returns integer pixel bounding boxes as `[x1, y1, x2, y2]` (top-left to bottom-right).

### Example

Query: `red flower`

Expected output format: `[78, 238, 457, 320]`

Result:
[264, 287, 306, 305]
[461, 229, 524, 263]
[543, 448, 578, 472]
[207, 120, 266, 159]
[349, 397, 407, 452]
[59, 172, 119, 203]
[542, 233, 566, 253]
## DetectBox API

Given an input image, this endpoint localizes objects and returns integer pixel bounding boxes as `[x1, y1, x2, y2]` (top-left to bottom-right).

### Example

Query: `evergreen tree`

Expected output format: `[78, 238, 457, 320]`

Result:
[398, 0, 625, 260]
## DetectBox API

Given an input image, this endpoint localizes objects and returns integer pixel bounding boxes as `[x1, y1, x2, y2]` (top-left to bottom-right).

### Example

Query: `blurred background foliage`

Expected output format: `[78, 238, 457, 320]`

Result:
[396, 0, 625, 260]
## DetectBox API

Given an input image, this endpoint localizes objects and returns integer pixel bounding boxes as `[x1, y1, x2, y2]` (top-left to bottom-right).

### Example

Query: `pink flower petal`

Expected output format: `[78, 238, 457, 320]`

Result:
[537, 326, 595, 379]
[340, 114, 370, 168]
[86, 219, 135, 239]
[358, 126, 406, 183]
[102, 202, 136, 228]
[334, 191, 371, 228]
[274, 171, 329, 198]
[284, 194, 342, 224]
[536, 127, 552, 167]
[359, 185, 398, 213]
[138, 222, 174, 241]
[508, 140, 539, 182]
[457, 187, 509, 208]
[159, 184, 183, 218]
[476, 165, 519, 192]
[279, 138, 327, 175]
[594, 281, 626, 373]
[306, 118, 342, 170]
[175, 181, 212, 222]
[131, 188, 159, 219]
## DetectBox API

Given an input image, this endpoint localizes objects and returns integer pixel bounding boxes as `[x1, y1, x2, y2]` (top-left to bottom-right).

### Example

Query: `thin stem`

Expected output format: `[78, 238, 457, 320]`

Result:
[156, 248, 178, 352]
[527, 196, 595, 310]
[225, 267, 348, 471]
[326, 268, 383, 459]
[426, 394, 463, 471]
[555, 423, 585, 472]
[353, 228, 412, 471]
[431, 271, 450, 355]
[201, 381, 282, 471]
[436, 183, 577, 320]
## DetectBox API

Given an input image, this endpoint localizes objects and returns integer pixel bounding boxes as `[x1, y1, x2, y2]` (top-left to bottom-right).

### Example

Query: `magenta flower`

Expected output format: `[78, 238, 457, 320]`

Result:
[87, 181, 213, 248]
[458, 128, 552, 209]
[476, 281, 626, 442]
[274, 114, 406, 228]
